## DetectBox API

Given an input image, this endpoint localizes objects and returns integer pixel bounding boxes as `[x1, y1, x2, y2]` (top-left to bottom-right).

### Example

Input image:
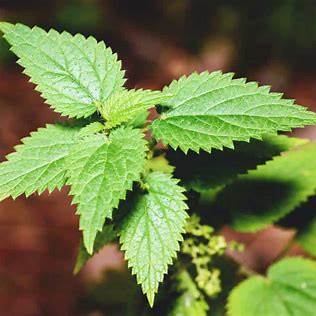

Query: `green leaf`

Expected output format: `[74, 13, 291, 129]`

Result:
[145, 155, 175, 175]
[76, 121, 105, 138]
[279, 197, 316, 257]
[74, 223, 117, 274]
[297, 217, 316, 257]
[100, 89, 169, 128]
[227, 257, 316, 316]
[217, 142, 316, 232]
[127, 110, 148, 128]
[118, 172, 189, 307]
[0, 124, 80, 200]
[169, 270, 208, 316]
[67, 127, 147, 253]
[168, 135, 306, 192]
[151, 71, 316, 153]
[0, 22, 125, 118]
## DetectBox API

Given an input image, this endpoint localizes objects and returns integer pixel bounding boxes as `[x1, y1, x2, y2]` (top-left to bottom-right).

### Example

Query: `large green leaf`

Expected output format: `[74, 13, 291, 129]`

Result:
[118, 172, 189, 306]
[0, 124, 80, 200]
[0, 22, 125, 118]
[168, 135, 306, 192]
[100, 89, 169, 128]
[67, 127, 147, 253]
[217, 142, 316, 232]
[151, 71, 316, 153]
[228, 257, 316, 316]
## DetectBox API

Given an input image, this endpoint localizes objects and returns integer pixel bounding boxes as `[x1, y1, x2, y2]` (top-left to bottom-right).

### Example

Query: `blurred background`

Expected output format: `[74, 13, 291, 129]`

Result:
[0, 1, 316, 315]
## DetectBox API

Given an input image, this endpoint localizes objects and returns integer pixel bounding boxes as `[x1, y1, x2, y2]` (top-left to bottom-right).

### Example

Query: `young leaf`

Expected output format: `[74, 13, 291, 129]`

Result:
[0, 22, 125, 118]
[151, 71, 316, 153]
[100, 89, 169, 128]
[74, 223, 117, 274]
[76, 121, 105, 138]
[169, 270, 208, 316]
[127, 110, 148, 128]
[67, 127, 147, 253]
[168, 135, 306, 192]
[0, 124, 80, 200]
[227, 257, 316, 316]
[218, 142, 316, 232]
[145, 155, 175, 175]
[118, 172, 189, 307]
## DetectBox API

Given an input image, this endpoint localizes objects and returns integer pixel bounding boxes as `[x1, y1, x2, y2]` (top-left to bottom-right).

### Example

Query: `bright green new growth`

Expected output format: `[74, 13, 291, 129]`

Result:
[151, 71, 316, 153]
[100, 89, 170, 128]
[228, 257, 316, 316]
[1, 21, 316, 313]
[119, 172, 189, 306]
[182, 215, 226, 297]
[76, 121, 105, 138]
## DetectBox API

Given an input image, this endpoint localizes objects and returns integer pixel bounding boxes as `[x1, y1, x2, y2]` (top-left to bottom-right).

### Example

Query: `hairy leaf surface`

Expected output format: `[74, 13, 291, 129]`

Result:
[0, 22, 125, 118]
[127, 110, 148, 128]
[151, 71, 316, 153]
[0, 124, 80, 200]
[118, 172, 189, 306]
[76, 121, 105, 138]
[100, 89, 169, 128]
[67, 127, 147, 253]
[228, 257, 316, 316]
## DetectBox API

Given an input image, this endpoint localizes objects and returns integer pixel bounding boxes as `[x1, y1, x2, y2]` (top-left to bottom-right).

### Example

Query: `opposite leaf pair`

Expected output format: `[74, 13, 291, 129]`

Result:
[0, 22, 189, 305]
[1, 22, 316, 308]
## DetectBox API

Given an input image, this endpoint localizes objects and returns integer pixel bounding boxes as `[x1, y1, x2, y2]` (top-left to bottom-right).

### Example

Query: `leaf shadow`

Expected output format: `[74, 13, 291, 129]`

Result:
[216, 177, 298, 230]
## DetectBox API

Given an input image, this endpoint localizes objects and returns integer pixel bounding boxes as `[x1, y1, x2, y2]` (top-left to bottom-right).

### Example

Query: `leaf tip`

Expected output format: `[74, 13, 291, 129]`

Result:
[0, 22, 13, 34]
[73, 262, 81, 275]
[83, 235, 95, 255]
[147, 291, 155, 308]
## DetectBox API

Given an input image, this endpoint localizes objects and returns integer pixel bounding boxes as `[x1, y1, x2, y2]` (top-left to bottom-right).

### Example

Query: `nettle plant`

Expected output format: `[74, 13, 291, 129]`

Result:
[2, 22, 316, 315]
